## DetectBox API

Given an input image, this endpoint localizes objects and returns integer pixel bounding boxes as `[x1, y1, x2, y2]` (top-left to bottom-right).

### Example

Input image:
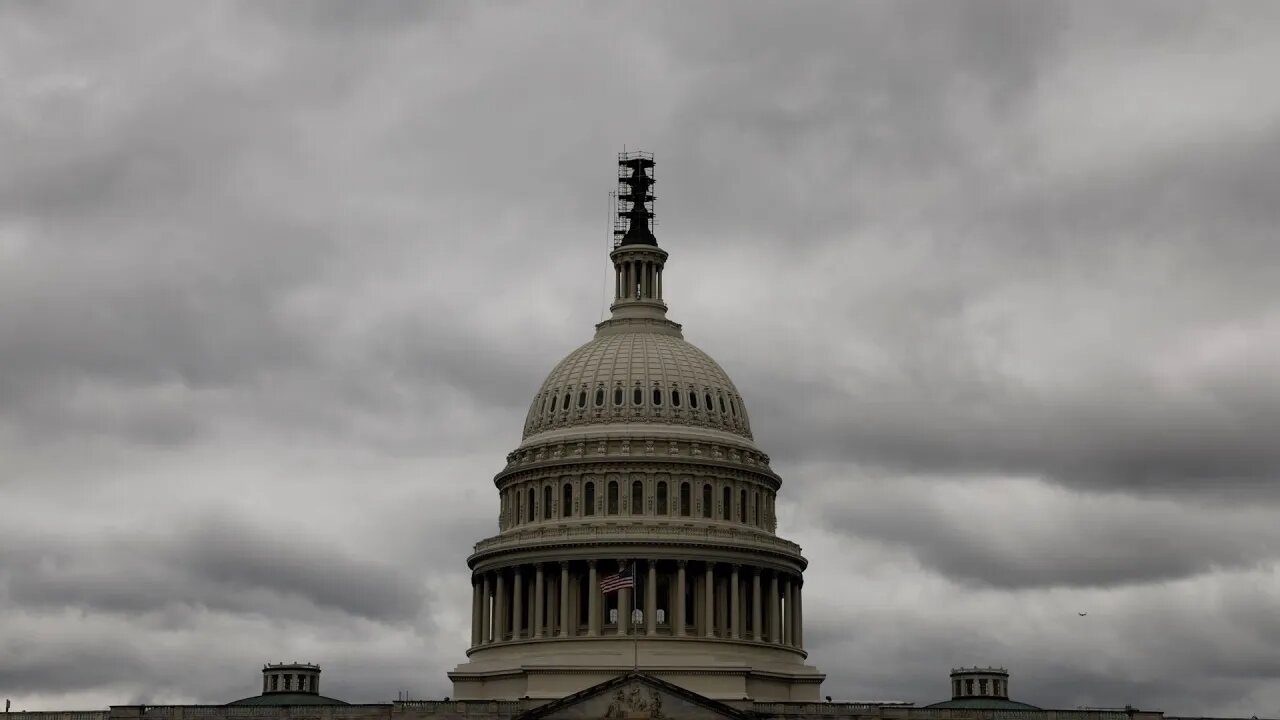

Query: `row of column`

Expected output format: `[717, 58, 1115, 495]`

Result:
[616, 258, 662, 301]
[469, 560, 803, 651]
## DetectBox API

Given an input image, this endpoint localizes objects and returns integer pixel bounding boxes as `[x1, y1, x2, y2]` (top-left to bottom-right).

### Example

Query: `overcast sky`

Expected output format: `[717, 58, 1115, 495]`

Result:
[3, 1, 1280, 716]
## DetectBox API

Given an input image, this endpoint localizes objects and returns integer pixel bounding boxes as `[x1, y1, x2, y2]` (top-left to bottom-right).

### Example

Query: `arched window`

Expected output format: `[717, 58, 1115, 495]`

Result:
[680, 482, 691, 517]
[719, 394, 726, 413]
[631, 480, 644, 514]
[527, 487, 535, 522]
[607, 481, 619, 515]
[754, 491, 761, 526]
[671, 388, 681, 407]
[739, 489, 747, 523]
[594, 388, 604, 407]
[563, 482, 573, 518]
[563, 392, 571, 410]
[549, 394, 557, 412]
[729, 397, 737, 417]
[656, 481, 668, 515]
[633, 387, 643, 406]
[701, 484, 712, 518]
[614, 387, 624, 406]
[543, 485, 552, 519]
[705, 393, 713, 412]
[577, 390, 586, 408]
[721, 486, 731, 520]
[652, 387, 662, 406]
[541, 395, 548, 413]
[584, 481, 596, 515]
[689, 391, 698, 409]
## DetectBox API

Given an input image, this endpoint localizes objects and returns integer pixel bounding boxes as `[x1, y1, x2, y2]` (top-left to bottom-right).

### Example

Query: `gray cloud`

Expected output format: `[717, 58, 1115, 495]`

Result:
[2, 0, 1280, 716]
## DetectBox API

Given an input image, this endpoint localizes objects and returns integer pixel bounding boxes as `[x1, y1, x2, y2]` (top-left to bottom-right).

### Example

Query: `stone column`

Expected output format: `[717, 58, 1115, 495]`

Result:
[533, 564, 545, 638]
[559, 561, 571, 638]
[587, 560, 599, 637]
[778, 573, 788, 640]
[470, 578, 482, 647]
[482, 573, 493, 643]
[752, 568, 762, 641]
[794, 581, 804, 649]
[730, 565, 741, 639]
[769, 572, 780, 644]
[547, 573, 558, 637]
[646, 560, 657, 636]
[618, 585, 631, 635]
[495, 570, 507, 642]
[512, 567, 524, 640]
[703, 563, 715, 638]
[675, 561, 687, 637]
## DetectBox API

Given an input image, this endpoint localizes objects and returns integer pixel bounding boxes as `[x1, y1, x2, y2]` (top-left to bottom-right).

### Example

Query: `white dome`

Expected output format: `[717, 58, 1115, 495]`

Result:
[522, 331, 753, 440]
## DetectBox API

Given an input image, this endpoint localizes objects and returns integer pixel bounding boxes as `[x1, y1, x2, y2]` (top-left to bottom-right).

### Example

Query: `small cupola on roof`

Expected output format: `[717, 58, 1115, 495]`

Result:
[226, 662, 347, 706]
[925, 667, 1040, 710]
[262, 663, 321, 695]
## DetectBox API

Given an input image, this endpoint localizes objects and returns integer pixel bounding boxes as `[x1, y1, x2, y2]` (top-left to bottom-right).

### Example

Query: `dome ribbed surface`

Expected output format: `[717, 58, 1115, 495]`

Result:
[522, 332, 753, 440]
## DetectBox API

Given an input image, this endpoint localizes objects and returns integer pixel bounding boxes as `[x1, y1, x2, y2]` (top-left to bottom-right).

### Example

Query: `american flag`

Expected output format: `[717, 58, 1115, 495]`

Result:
[600, 564, 635, 593]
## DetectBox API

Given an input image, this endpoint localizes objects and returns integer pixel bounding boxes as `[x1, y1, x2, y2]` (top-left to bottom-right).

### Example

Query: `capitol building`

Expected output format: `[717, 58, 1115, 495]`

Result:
[1, 154, 1258, 720]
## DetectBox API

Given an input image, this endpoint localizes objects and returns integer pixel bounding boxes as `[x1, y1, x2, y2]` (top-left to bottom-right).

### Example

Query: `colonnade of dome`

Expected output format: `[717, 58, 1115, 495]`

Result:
[469, 559, 803, 650]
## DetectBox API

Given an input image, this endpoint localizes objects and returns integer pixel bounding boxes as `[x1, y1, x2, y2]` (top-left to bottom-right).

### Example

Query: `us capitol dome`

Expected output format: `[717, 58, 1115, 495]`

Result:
[448, 152, 823, 702]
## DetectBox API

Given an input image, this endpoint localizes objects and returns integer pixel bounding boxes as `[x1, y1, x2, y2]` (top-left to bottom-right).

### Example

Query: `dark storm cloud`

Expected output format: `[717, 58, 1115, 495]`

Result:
[801, 475, 1280, 589]
[3, 0, 1280, 716]
[2, 515, 426, 623]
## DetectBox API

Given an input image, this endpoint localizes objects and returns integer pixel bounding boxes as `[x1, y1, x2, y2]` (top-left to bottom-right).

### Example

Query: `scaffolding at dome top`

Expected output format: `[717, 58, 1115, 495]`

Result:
[613, 150, 657, 248]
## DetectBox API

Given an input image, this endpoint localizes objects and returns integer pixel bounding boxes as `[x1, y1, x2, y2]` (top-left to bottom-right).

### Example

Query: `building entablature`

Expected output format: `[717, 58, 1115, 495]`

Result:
[469, 524, 806, 570]
[494, 456, 781, 492]
[503, 432, 776, 480]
